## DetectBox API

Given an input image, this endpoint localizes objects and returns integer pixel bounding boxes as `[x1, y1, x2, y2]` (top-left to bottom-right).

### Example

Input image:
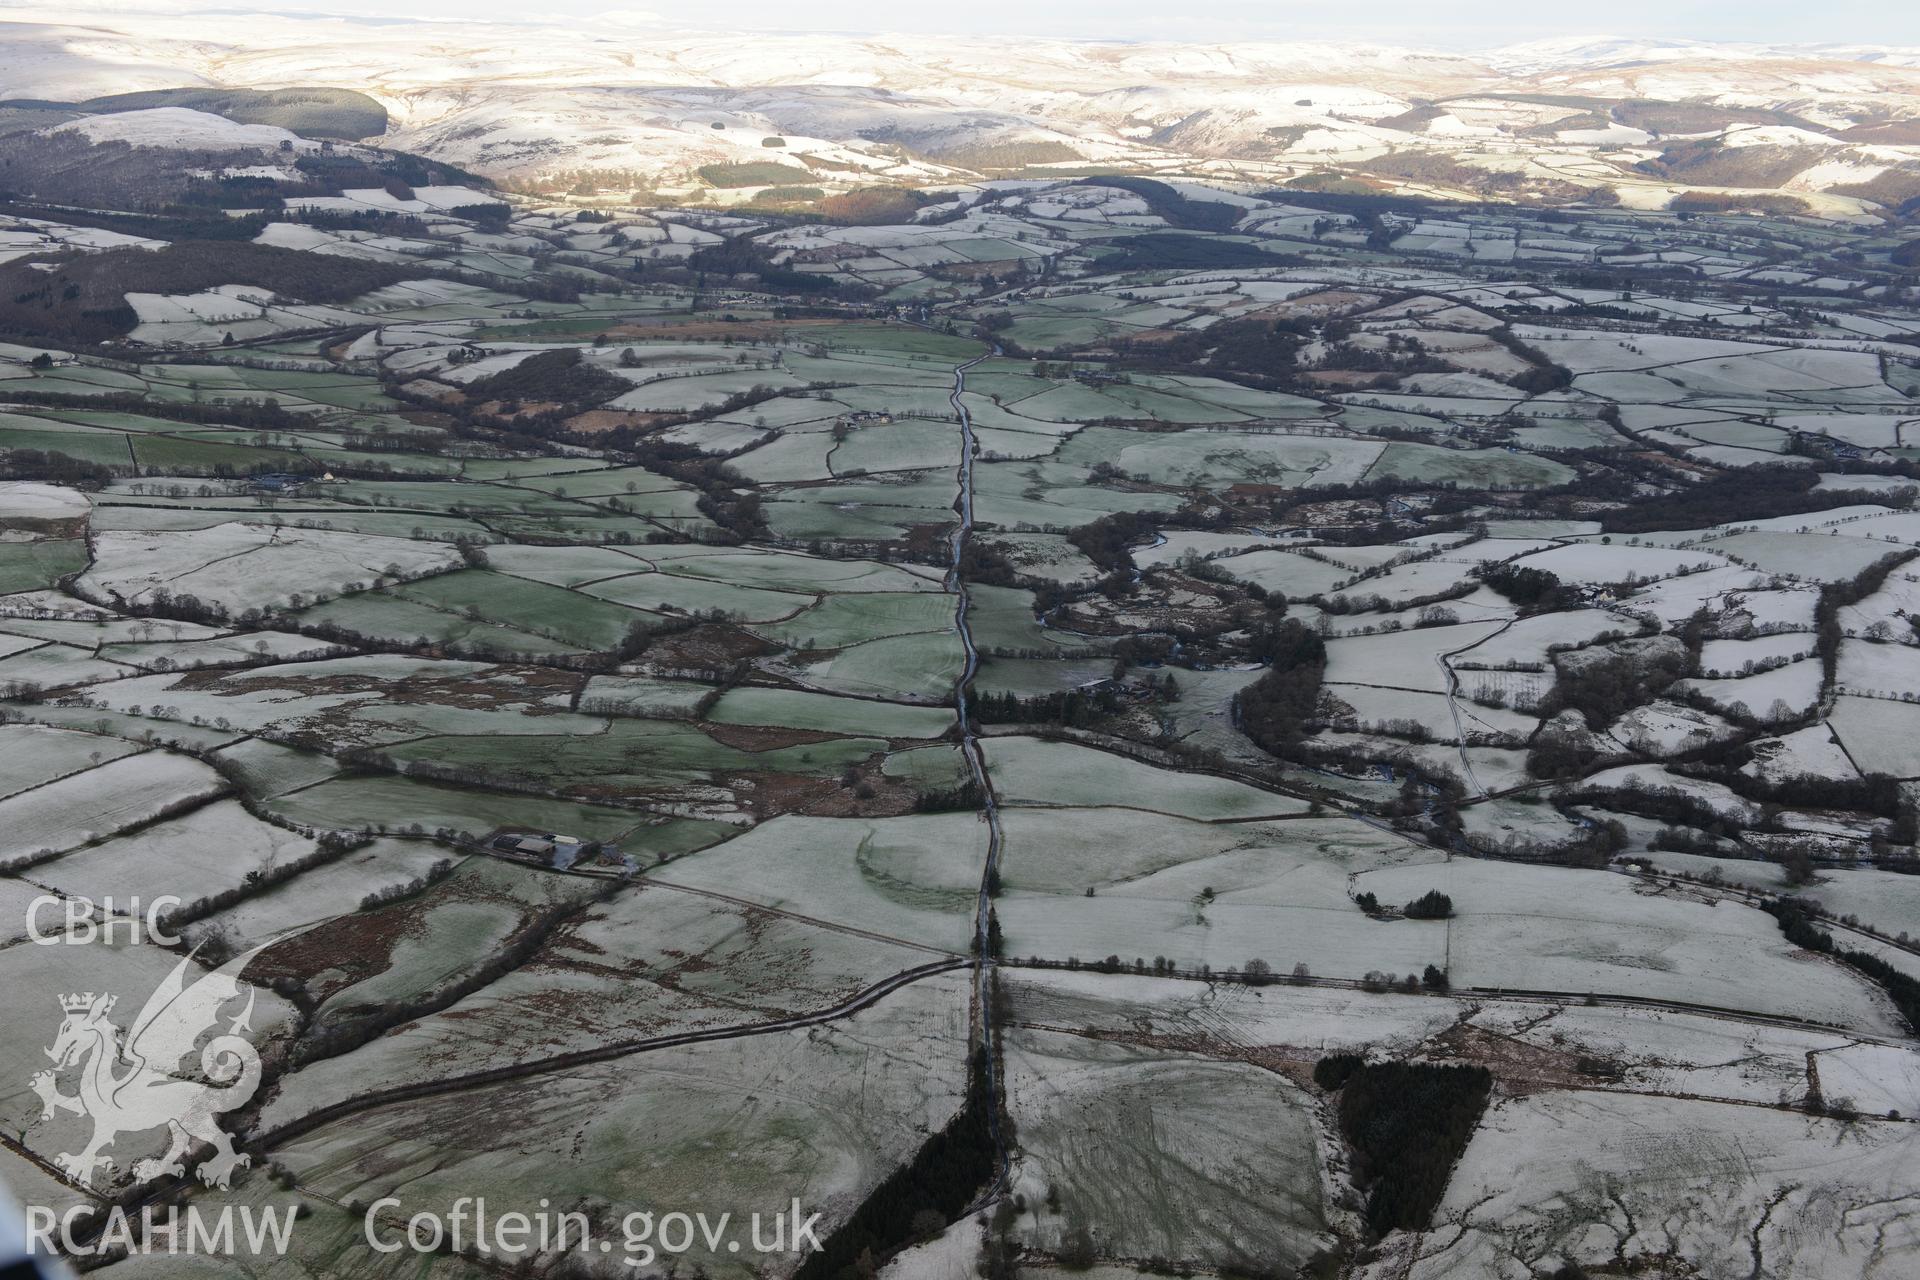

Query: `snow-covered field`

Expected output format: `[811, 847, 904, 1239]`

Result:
[0, 481, 88, 521]
[1398, 1092, 1920, 1280]
[0, 25, 1918, 1277]
[0, 751, 225, 866]
[983, 736, 1304, 820]
[50, 107, 316, 153]
[78, 524, 462, 615]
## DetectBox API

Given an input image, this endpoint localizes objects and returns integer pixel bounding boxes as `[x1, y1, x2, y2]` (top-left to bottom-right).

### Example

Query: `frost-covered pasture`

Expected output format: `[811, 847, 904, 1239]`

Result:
[262, 974, 972, 1279]
[1318, 556, 1479, 609]
[1609, 700, 1738, 754]
[201, 837, 452, 946]
[1646, 851, 1920, 946]
[78, 524, 463, 615]
[0, 750, 225, 866]
[258, 880, 952, 1113]
[127, 286, 367, 345]
[1513, 541, 1728, 585]
[998, 810, 1451, 977]
[72, 655, 594, 746]
[1835, 637, 1920, 700]
[1358, 860, 1902, 1033]
[1705, 529, 1908, 581]
[0, 214, 162, 265]
[1396, 1093, 1920, 1280]
[1829, 695, 1920, 777]
[1003, 1024, 1336, 1271]
[1447, 609, 1634, 670]
[798, 627, 967, 700]
[1210, 547, 1382, 597]
[1055, 429, 1385, 489]
[649, 813, 987, 951]
[1324, 682, 1537, 744]
[34, 797, 317, 906]
[1323, 622, 1509, 693]
[982, 737, 1303, 819]
[5, 167, 1920, 1280]
[0, 721, 139, 798]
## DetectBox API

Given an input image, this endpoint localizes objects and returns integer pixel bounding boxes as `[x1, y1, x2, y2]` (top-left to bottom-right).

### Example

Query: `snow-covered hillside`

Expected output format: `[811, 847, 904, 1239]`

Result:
[49, 107, 315, 152]
[1, 8, 1917, 204]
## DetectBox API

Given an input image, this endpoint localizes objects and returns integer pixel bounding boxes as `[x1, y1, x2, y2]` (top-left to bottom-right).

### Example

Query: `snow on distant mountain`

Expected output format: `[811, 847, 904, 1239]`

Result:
[0, 20, 213, 100]
[1486, 37, 1920, 74]
[1, 9, 1917, 210]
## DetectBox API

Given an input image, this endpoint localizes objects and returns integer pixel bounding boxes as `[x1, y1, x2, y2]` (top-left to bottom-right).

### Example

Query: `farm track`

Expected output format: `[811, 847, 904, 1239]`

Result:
[245, 957, 971, 1152]
[60, 955, 971, 1249]
[1436, 618, 1516, 798]
[637, 877, 962, 956]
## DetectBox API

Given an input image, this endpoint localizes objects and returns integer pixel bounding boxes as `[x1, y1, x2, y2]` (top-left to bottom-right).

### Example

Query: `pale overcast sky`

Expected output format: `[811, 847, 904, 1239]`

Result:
[179, 0, 1918, 47]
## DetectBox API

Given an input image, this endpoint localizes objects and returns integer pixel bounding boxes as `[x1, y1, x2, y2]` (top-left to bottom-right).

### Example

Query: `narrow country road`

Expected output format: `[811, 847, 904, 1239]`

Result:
[945, 344, 1011, 1191]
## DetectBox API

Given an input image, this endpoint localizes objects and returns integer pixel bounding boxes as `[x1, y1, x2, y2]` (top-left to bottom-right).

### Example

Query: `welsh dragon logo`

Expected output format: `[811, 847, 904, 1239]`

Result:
[30, 948, 264, 1189]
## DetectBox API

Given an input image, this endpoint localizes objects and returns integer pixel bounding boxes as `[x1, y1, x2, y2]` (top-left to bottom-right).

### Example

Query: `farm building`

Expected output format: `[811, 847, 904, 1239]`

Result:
[248, 473, 310, 494]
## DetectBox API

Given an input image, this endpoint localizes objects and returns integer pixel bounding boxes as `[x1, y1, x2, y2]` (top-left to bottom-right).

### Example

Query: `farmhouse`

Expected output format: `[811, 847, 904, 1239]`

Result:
[492, 830, 589, 866]
[248, 472, 309, 494]
[492, 833, 555, 857]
